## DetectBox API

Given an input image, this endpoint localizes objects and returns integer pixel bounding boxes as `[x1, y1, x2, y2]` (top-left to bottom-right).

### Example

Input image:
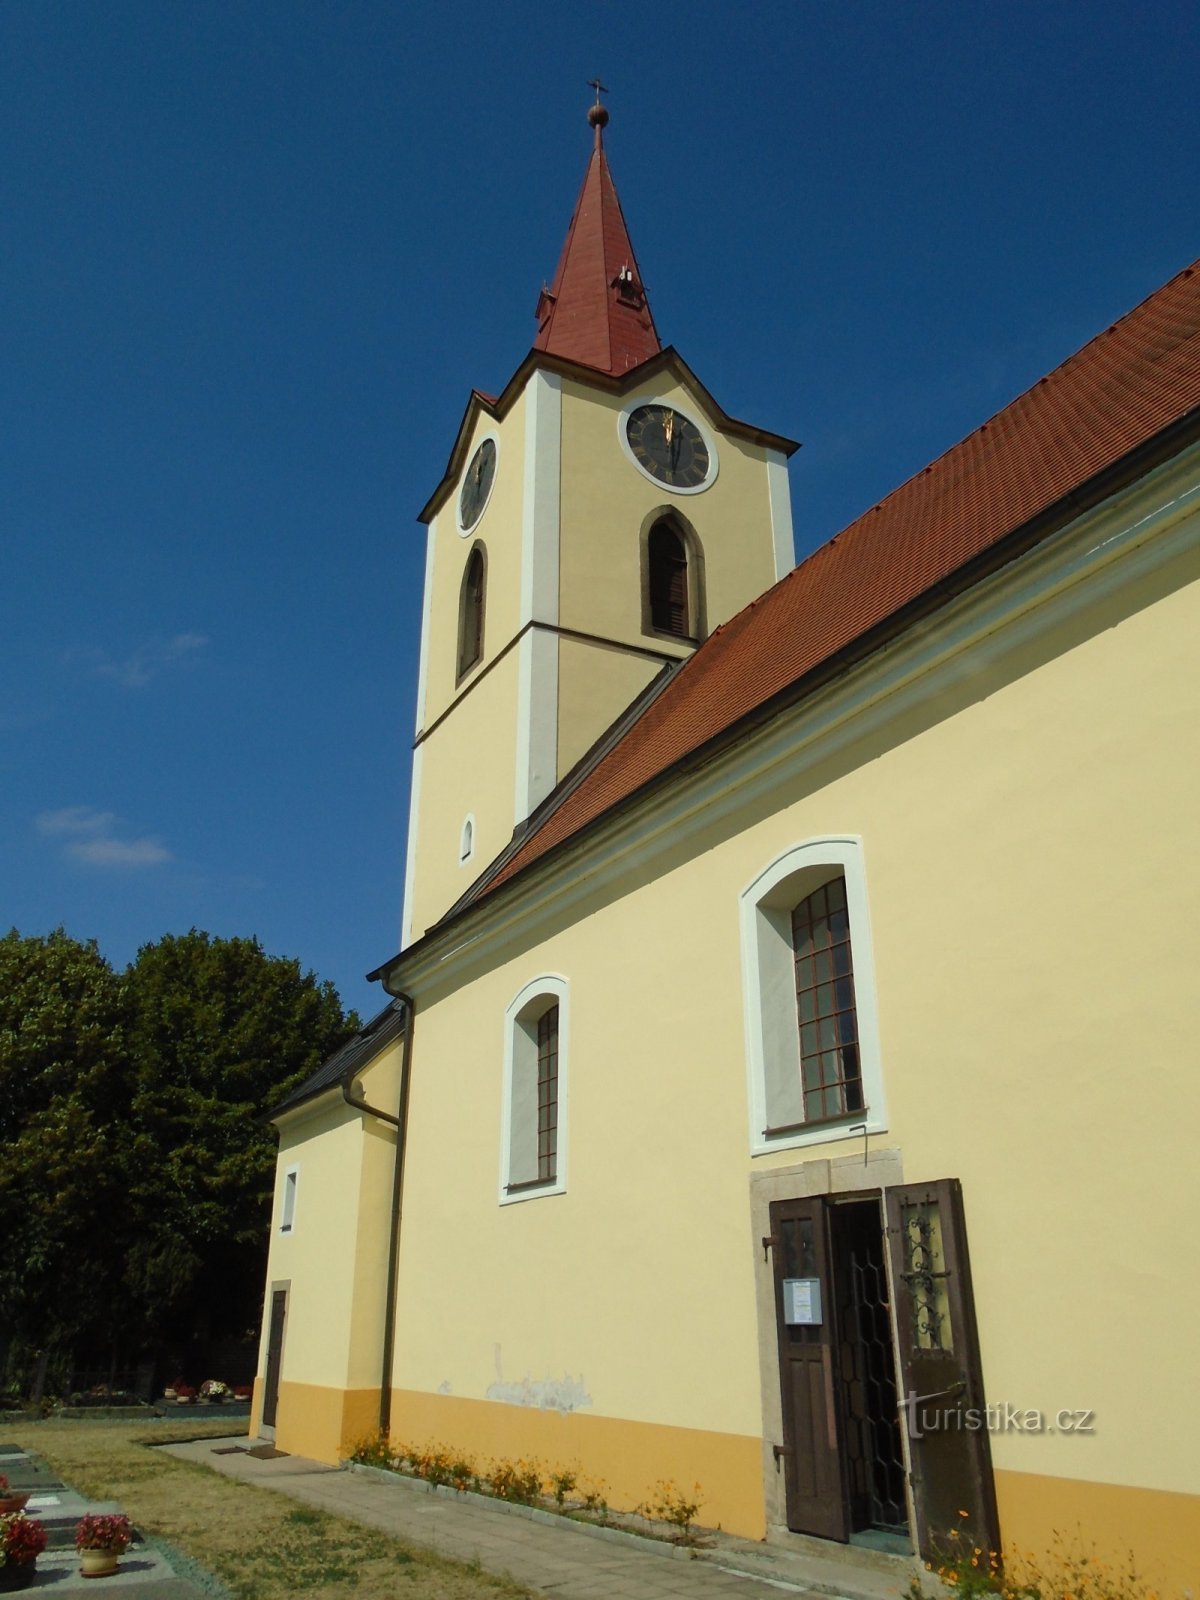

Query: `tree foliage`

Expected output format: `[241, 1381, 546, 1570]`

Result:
[0, 926, 359, 1389]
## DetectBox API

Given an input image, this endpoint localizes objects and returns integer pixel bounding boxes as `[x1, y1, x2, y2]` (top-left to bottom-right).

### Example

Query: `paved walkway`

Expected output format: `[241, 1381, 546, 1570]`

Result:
[159, 1435, 916, 1600]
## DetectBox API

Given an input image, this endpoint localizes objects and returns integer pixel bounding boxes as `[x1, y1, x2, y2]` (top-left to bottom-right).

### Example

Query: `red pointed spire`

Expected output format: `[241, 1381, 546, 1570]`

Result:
[533, 97, 661, 374]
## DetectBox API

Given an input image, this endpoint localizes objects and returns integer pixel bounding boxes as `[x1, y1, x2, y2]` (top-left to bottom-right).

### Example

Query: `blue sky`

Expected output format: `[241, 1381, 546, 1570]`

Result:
[3, 1, 1197, 1019]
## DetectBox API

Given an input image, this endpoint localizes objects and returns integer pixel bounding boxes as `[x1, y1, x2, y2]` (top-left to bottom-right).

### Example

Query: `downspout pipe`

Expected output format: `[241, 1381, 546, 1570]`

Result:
[341, 991, 415, 1439]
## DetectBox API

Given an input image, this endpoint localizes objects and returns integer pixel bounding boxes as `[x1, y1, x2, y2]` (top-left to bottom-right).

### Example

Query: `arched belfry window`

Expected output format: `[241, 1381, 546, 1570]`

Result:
[458, 543, 486, 680]
[642, 514, 704, 642]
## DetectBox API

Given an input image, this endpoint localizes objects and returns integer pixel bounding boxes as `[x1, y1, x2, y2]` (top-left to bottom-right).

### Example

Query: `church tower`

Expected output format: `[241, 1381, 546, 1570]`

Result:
[402, 100, 799, 946]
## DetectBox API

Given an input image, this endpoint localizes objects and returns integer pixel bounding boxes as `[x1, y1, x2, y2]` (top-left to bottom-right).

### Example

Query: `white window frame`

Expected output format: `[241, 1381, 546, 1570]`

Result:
[499, 974, 569, 1205]
[459, 814, 476, 865]
[739, 836, 887, 1156]
[279, 1164, 299, 1233]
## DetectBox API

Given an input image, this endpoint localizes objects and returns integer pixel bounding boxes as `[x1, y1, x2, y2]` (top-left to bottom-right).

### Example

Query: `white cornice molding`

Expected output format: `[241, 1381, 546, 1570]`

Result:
[514, 371, 562, 824]
[387, 441, 1200, 1002]
[766, 450, 795, 580]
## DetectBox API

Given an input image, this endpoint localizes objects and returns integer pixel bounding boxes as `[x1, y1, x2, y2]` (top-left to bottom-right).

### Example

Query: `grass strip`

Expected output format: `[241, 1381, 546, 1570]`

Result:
[6, 1419, 536, 1600]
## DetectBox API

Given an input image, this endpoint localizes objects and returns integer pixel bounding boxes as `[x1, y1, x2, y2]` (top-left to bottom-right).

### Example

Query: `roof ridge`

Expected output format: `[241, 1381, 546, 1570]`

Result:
[829, 256, 1200, 547]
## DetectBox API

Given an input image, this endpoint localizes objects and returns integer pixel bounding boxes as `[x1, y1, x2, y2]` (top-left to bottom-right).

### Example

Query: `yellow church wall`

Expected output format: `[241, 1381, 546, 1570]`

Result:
[556, 634, 661, 775]
[255, 1031, 403, 1457]
[994, 1470, 1200, 1594]
[558, 373, 781, 648]
[261, 1104, 362, 1390]
[270, 1381, 381, 1464]
[387, 1388, 766, 1537]
[421, 401, 525, 733]
[384, 514, 1200, 1553]
[408, 644, 520, 942]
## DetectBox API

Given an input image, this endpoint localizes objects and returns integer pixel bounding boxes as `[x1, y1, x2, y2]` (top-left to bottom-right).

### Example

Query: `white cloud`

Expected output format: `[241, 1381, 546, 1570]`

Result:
[36, 806, 172, 869]
[36, 805, 117, 837]
[73, 632, 209, 689]
[66, 836, 172, 867]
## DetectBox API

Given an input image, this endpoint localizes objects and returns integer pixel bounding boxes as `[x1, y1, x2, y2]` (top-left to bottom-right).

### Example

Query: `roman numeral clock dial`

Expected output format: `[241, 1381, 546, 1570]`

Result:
[459, 438, 497, 531]
[625, 404, 711, 490]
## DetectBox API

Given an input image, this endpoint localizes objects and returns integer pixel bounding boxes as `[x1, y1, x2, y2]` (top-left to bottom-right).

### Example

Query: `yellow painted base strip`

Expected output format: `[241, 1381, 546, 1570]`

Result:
[388, 1388, 767, 1540]
[273, 1381, 382, 1464]
[268, 1384, 1200, 1582]
[995, 1468, 1200, 1593]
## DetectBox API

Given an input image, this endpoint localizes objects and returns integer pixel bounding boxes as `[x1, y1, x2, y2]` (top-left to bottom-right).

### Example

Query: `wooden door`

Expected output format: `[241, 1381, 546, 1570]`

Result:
[262, 1289, 287, 1428]
[884, 1180, 1000, 1559]
[769, 1197, 849, 1541]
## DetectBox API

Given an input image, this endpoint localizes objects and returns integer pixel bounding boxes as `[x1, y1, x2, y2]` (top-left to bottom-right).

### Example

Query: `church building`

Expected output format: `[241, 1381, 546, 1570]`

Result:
[252, 102, 1200, 1586]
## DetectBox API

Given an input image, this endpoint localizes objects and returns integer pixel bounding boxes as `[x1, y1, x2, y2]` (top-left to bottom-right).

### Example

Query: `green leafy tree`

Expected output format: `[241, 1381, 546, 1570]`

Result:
[0, 926, 359, 1392]
[0, 929, 130, 1395]
[122, 930, 360, 1345]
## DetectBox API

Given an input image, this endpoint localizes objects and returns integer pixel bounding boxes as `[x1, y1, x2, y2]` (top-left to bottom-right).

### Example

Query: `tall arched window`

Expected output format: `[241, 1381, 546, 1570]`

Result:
[500, 975, 569, 1203]
[642, 514, 704, 642]
[739, 837, 886, 1156]
[458, 543, 486, 679]
[647, 520, 689, 636]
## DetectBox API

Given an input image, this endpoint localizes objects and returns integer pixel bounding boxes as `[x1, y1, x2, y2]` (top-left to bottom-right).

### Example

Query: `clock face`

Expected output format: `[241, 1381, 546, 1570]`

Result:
[625, 405, 711, 490]
[459, 438, 497, 531]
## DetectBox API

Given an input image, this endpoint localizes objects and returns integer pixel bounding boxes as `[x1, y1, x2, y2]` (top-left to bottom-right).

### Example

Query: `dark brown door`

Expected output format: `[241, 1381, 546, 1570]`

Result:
[262, 1289, 287, 1428]
[769, 1197, 849, 1541]
[884, 1180, 1000, 1560]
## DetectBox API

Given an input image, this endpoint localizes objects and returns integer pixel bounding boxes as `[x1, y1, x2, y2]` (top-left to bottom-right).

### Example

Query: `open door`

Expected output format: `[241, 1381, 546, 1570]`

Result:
[884, 1180, 1000, 1559]
[769, 1196, 849, 1541]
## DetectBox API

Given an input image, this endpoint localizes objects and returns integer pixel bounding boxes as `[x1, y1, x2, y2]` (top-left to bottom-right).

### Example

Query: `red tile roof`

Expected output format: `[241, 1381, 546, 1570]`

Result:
[484, 258, 1200, 897]
[532, 125, 661, 374]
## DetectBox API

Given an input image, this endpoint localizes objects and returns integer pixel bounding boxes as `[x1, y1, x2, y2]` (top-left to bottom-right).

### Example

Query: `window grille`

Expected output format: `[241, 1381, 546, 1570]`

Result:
[791, 876, 863, 1123]
[536, 1006, 558, 1182]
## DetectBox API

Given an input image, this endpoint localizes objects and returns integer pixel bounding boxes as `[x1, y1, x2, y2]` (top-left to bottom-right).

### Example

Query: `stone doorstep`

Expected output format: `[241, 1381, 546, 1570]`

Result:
[345, 1463, 912, 1600]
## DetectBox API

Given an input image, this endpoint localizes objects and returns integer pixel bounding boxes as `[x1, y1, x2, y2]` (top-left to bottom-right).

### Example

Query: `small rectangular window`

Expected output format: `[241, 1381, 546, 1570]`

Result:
[280, 1167, 298, 1233]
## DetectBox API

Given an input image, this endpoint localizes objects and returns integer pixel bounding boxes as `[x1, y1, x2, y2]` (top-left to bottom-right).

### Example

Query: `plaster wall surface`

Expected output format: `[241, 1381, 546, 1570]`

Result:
[408, 645, 520, 941]
[421, 402, 525, 730]
[556, 635, 660, 776]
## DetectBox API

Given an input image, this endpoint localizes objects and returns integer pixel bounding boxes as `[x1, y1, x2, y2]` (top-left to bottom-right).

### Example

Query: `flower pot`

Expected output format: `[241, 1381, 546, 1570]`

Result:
[80, 1549, 120, 1579]
[0, 1561, 37, 1592]
[0, 1493, 30, 1514]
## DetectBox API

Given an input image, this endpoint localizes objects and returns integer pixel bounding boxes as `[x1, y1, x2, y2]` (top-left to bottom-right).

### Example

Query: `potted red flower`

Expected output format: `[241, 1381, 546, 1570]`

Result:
[174, 1383, 196, 1405]
[75, 1513, 133, 1580]
[0, 1480, 28, 1517]
[1, 1511, 49, 1591]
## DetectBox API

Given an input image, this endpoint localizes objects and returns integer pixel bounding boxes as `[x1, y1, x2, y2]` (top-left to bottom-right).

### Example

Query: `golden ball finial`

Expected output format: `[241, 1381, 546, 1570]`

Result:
[586, 79, 609, 136]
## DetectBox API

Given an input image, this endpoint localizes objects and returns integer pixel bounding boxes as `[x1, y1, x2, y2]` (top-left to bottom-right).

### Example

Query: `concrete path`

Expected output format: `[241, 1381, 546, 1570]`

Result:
[159, 1435, 916, 1600]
